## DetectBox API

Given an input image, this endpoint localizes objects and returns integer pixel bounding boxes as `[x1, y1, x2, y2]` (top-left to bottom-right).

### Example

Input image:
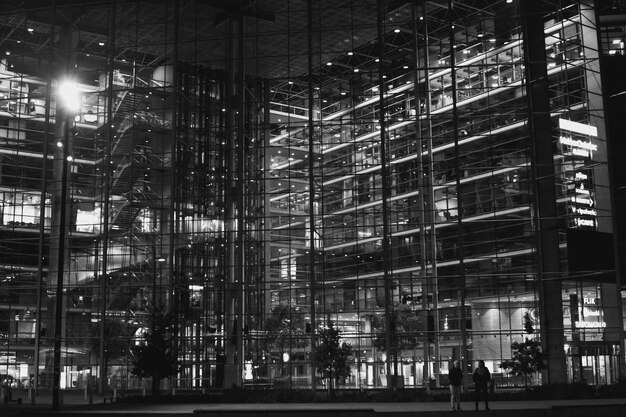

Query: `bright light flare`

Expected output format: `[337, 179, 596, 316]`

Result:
[57, 79, 81, 113]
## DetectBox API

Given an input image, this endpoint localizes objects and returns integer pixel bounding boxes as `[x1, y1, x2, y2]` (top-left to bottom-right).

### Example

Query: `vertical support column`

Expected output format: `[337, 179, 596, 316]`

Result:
[262, 82, 273, 373]
[51, 23, 78, 412]
[34, 2, 58, 399]
[235, 3, 246, 388]
[168, 0, 181, 395]
[99, 0, 117, 396]
[223, 5, 245, 388]
[222, 12, 235, 389]
[52, 99, 71, 412]
[592, 1, 626, 381]
[412, 0, 438, 387]
[521, 1, 567, 385]
[447, 0, 467, 384]
[376, 0, 397, 388]
[306, 0, 318, 393]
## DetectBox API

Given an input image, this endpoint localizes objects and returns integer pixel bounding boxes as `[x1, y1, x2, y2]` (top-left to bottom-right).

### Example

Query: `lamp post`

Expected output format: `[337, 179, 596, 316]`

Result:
[52, 79, 79, 411]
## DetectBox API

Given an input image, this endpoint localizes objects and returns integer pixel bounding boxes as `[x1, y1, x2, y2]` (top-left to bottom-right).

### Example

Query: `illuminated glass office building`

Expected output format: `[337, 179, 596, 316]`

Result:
[0, 0, 623, 394]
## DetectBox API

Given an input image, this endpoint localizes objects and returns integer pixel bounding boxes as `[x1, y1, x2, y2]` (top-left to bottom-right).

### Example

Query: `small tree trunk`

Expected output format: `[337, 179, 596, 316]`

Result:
[152, 377, 160, 396]
[327, 375, 332, 397]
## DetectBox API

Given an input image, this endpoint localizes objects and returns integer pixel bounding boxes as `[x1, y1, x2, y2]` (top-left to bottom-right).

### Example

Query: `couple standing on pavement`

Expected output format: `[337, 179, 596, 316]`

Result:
[449, 360, 492, 411]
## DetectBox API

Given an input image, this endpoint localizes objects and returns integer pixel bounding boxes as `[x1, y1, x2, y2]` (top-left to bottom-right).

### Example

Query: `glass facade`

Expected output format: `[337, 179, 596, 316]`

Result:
[0, 0, 623, 395]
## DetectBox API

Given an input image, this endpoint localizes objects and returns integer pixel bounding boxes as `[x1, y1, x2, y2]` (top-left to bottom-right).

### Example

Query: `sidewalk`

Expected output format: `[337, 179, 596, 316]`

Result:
[1, 391, 625, 416]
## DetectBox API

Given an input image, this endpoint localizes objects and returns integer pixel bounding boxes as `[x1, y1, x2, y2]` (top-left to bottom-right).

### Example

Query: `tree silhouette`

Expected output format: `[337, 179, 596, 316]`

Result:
[499, 311, 545, 387]
[311, 319, 353, 396]
[263, 304, 309, 379]
[131, 308, 179, 395]
[91, 317, 130, 361]
[371, 304, 421, 356]
[264, 304, 308, 355]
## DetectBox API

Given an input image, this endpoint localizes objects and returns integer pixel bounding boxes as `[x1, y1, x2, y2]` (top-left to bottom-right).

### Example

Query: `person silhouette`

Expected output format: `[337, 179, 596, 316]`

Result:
[449, 360, 463, 411]
[472, 360, 491, 411]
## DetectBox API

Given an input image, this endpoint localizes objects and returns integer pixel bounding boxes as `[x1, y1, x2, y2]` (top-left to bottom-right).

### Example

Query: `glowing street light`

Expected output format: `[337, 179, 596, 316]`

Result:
[57, 79, 81, 113]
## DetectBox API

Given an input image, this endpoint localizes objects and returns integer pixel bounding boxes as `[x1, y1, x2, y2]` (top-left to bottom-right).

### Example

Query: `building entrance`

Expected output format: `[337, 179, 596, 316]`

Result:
[567, 343, 619, 385]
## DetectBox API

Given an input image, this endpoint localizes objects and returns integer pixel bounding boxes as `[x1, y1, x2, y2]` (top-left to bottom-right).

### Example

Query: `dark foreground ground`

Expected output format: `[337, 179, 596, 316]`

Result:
[1, 390, 625, 417]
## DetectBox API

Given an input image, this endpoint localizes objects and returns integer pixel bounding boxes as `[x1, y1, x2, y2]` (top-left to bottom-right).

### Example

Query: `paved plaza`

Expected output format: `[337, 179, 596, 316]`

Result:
[1, 392, 625, 416]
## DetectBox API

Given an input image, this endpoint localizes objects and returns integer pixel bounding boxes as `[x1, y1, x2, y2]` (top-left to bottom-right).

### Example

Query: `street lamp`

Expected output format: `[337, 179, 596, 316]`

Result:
[52, 78, 79, 411]
[57, 79, 81, 113]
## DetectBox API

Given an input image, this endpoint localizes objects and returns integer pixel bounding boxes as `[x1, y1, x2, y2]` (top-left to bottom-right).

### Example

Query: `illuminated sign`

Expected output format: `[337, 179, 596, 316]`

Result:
[583, 308, 600, 317]
[244, 361, 253, 380]
[559, 118, 598, 137]
[559, 137, 598, 151]
[574, 321, 606, 329]
[569, 192, 596, 228]
[559, 137, 598, 158]
[572, 207, 596, 216]
[559, 119, 597, 157]
[559, 119, 598, 230]
[574, 218, 595, 227]
[570, 196, 594, 207]
[575, 172, 588, 181]
[575, 184, 590, 195]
